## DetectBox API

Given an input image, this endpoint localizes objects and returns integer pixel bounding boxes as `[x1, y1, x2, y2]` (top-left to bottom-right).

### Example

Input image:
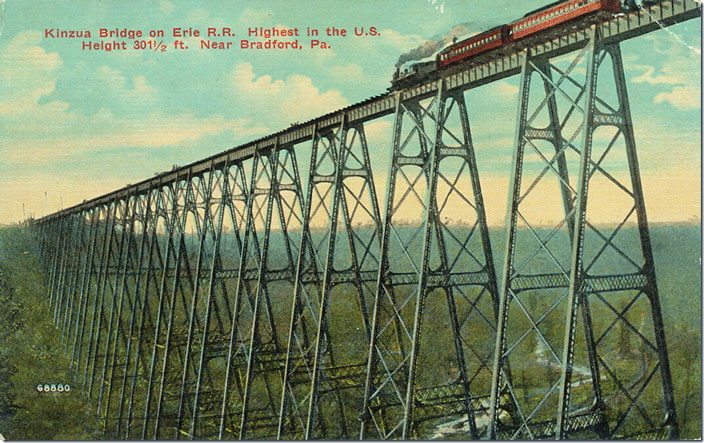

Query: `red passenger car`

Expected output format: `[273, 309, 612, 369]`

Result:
[437, 26, 511, 68]
[511, 0, 621, 40]
[391, 0, 624, 90]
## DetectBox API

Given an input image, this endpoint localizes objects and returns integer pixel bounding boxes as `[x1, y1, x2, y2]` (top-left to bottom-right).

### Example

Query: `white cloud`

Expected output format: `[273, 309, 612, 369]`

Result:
[0, 31, 61, 114]
[654, 85, 700, 110]
[630, 38, 700, 111]
[379, 29, 425, 52]
[96, 65, 127, 89]
[631, 65, 683, 85]
[0, 31, 267, 164]
[95, 67, 157, 108]
[2, 109, 266, 163]
[230, 62, 348, 125]
[364, 120, 393, 148]
[493, 80, 519, 98]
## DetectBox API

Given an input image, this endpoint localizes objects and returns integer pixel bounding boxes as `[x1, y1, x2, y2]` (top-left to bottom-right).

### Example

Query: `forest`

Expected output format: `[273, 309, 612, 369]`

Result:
[0, 223, 700, 440]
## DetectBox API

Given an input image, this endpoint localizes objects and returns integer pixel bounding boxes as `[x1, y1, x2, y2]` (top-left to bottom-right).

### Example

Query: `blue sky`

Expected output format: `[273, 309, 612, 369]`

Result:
[0, 0, 700, 225]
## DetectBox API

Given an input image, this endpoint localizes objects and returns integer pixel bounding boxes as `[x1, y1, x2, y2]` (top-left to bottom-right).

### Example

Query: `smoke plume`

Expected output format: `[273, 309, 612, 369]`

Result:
[395, 21, 492, 68]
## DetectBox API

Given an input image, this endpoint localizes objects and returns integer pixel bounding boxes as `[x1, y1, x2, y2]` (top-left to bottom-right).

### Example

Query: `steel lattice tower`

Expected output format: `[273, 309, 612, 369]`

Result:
[358, 85, 501, 439]
[487, 29, 679, 439]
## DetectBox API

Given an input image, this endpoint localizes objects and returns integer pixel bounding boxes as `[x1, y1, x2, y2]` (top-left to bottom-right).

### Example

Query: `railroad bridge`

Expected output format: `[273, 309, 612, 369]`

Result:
[31, 0, 700, 439]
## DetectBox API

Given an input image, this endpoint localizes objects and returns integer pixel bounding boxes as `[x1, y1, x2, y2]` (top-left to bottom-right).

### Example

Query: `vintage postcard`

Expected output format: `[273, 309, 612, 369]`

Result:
[0, 0, 700, 440]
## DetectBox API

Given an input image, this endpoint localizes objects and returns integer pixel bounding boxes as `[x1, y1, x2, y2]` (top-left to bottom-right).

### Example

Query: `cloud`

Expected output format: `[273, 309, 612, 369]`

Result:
[0, 31, 267, 164]
[493, 80, 519, 98]
[0, 31, 62, 113]
[94, 66, 158, 110]
[630, 37, 700, 111]
[380, 29, 425, 52]
[364, 120, 392, 147]
[654, 85, 700, 110]
[229, 62, 348, 125]
[2, 109, 266, 164]
[96, 65, 127, 89]
[631, 65, 683, 85]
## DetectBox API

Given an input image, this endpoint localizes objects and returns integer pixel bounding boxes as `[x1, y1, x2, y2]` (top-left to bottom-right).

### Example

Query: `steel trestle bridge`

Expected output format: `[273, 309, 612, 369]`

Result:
[31, 0, 700, 439]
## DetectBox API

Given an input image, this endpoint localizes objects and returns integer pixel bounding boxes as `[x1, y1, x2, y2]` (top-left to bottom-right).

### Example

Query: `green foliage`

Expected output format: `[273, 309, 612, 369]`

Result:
[0, 227, 98, 440]
[0, 223, 699, 439]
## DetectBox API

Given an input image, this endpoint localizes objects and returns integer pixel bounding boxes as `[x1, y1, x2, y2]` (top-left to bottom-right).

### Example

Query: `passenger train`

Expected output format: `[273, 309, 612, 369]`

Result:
[391, 0, 660, 89]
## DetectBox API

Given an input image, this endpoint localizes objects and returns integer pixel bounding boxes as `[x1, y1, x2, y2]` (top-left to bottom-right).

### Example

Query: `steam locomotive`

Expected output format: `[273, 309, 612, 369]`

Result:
[391, 0, 660, 89]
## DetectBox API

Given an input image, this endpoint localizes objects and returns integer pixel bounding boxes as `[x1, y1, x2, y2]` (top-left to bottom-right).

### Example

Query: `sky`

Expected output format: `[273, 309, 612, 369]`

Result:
[0, 0, 700, 226]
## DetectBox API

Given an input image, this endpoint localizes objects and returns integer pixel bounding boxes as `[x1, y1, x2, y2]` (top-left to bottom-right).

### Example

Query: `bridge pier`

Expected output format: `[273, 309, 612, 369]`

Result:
[276, 117, 384, 439]
[359, 82, 501, 439]
[236, 140, 306, 440]
[488, 28, 678, 439]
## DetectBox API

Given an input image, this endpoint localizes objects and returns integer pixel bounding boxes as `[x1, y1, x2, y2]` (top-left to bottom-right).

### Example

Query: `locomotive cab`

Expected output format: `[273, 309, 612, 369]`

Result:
[390, 51, 441, 90]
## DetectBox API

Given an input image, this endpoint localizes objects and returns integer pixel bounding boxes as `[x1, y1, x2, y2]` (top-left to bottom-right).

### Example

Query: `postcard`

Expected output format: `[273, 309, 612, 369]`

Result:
[0, 0, 700, 440]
